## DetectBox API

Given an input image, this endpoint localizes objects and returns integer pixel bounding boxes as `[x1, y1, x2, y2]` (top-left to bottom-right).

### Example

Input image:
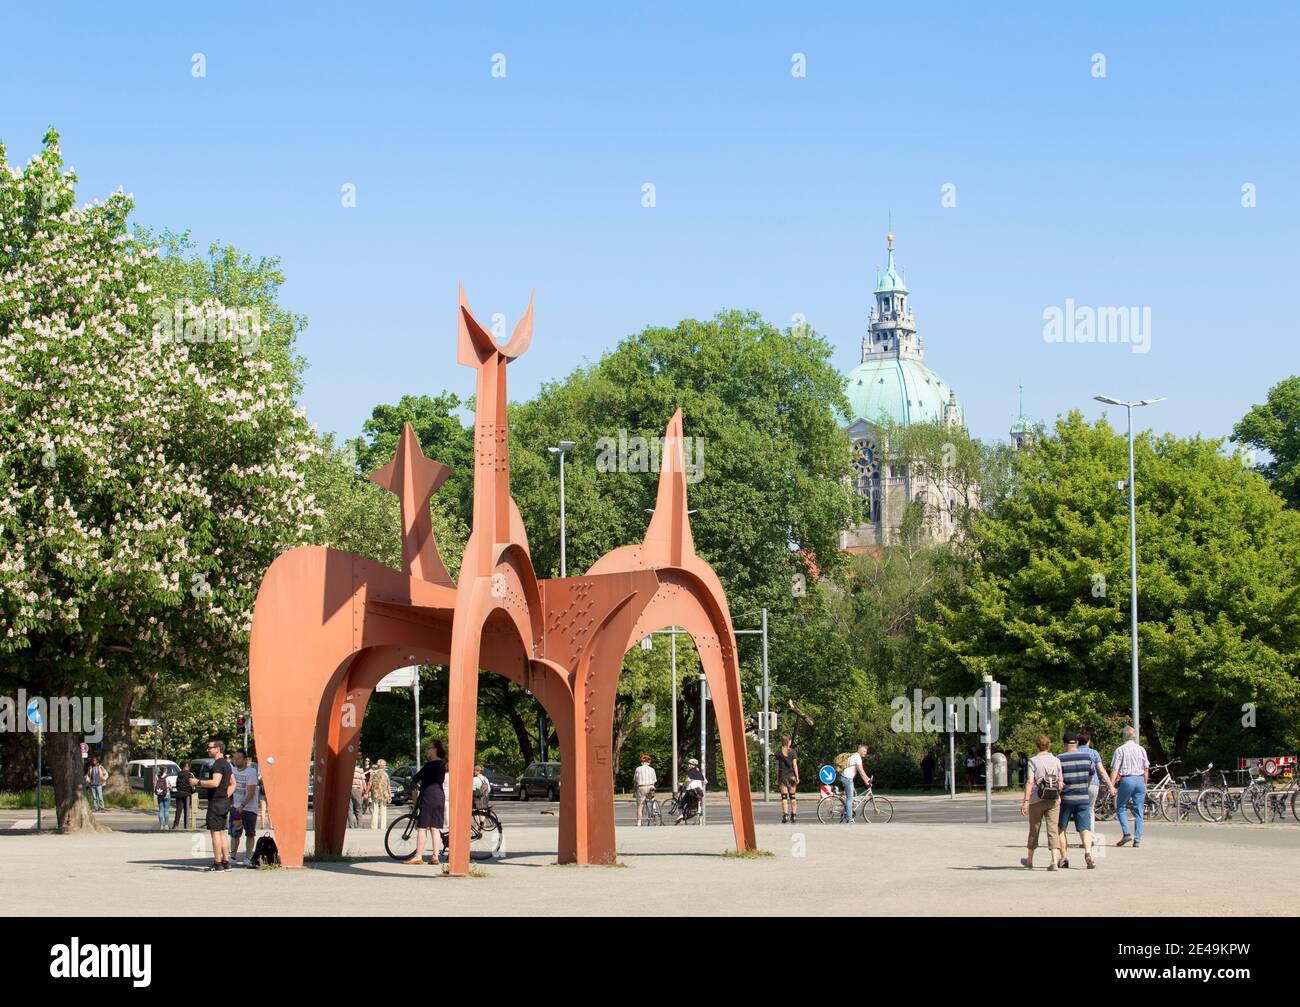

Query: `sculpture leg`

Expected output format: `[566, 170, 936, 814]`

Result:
[699, 642, 758, 852]
[446, 599, 488, 877]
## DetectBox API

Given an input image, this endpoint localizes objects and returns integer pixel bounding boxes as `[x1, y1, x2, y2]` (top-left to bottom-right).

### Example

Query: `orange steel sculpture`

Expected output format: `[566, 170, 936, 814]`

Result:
[247, 288, 756, 875]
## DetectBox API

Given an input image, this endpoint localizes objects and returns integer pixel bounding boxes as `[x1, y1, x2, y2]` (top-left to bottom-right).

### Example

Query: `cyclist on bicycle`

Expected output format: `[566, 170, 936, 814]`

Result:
[681, 758, 706, 819]
[840, 744, 871, 824]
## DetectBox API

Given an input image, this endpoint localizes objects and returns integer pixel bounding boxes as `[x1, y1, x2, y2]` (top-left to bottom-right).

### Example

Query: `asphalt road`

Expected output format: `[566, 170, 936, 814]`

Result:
[6, 789, 1298, 836]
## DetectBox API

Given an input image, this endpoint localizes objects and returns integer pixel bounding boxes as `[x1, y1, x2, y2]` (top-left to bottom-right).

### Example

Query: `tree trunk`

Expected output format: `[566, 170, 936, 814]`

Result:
[1140, 712, 1167, 765]
[101, 681, 137, 795]
[0, 727, 37, 790]
[47, 728, 109, 833]
[485, 679, 534, 767]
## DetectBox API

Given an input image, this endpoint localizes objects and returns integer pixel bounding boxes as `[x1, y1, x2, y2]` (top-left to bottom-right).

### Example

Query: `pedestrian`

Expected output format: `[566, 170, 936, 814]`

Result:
[85, 755, 106, 812]
[258, 773, 272, 829]
[942, 749, 953, 792]
[370, 759, 392, 831]
[633, 754, 657, 826]
[1110, 726, 1150, 848]
[173, 760, 195, 830]
[350, 758, 366, 828]
[920, 750, 935, 792]
[361, 757, 372, 817]
[775, 734, 800, 823]
[472, 763, 491, 811]
[840, 744, 870, 824]
[1019, 733, 1062, 871]
[1075, 728, 1115, 845]
[404, 740, 447, 872]
[963, 747, 976, 790]
[227, 749, 260, 865]
[1054, 731, 1100, 869]
[1016, 751, 1028, 788]
[154, 764, 173, 829]
[194, 739, 234, 871]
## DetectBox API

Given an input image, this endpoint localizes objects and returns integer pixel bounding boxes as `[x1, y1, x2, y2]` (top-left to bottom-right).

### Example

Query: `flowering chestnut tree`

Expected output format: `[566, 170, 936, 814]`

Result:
[0, 131, 319, 829]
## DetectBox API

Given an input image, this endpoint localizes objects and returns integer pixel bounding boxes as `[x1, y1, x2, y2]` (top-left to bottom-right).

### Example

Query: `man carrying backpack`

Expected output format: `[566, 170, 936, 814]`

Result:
[1020, 733, 1062, 871]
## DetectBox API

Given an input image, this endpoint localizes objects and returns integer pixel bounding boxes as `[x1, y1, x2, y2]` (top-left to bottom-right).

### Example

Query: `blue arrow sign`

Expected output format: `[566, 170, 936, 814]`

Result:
[818, 764, 836, 786]
[26, 699, 41, 729]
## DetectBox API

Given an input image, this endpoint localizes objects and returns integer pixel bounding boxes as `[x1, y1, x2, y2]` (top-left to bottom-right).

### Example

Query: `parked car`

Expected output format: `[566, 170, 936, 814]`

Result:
[518, 762, 561, 801]
[482, 764, 518, 800]
[126, 759, 180, 794]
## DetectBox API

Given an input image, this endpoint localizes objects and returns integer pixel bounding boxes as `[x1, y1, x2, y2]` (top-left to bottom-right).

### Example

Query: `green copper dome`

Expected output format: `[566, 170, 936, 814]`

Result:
[844, 355, 962, 427]
[875, 232, 908, 293]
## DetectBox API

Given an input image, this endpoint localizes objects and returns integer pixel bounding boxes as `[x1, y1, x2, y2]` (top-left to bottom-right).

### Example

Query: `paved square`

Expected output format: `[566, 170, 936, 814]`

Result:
[3, 813, 1294, 916]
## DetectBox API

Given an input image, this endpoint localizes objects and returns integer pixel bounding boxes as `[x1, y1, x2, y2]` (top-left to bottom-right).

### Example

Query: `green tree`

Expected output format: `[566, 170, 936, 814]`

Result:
[0, 131, 318, 829]
[1232, 375, 1300, 509]
[923, 412, 1300, 764]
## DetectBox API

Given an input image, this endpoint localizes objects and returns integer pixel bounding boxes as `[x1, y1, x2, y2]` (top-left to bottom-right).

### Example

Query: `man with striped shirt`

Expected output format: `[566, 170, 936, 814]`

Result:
[1110, 726, 1150, 847]
[1055, 730, 1098, 869]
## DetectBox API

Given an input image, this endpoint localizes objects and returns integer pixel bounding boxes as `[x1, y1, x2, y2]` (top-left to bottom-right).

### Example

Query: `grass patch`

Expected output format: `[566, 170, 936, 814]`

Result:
[0, 790, 55, 809]
[0, 790, 156, 810]
[721, 848, 774, 860]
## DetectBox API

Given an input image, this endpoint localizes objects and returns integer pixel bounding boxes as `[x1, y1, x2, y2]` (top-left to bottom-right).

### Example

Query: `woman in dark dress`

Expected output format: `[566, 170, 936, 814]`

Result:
[404, 739, 447, 870]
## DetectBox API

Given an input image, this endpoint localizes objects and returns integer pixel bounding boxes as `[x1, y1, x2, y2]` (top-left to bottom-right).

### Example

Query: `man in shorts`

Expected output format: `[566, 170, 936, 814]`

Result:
[195, 739, 233, 871]
[633, 755, 657, 826]
[1055, 730, 1099, 869]
[228, 748, 260, 866]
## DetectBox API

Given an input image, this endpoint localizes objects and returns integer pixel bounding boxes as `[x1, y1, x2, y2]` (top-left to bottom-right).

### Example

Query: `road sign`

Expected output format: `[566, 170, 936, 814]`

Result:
[129, 718, 157, 727]
[375, 666, 419, 692]
[818, 764, 836, 786]
[80, 743, 88, 756]
[820, 784, 832, 797]
[25, 699, 41, 729]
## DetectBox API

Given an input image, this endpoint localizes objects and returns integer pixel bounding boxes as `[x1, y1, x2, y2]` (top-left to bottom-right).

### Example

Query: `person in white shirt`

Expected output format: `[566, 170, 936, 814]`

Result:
[1110, 726, 1151, 847]
[840, 745, 870, 824]
[229, 749, 260, 864]
[633, 755, 657, 826]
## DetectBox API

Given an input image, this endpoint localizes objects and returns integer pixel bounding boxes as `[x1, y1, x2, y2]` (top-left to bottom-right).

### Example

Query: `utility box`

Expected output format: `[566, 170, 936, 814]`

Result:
[991, 752, 1008, 788]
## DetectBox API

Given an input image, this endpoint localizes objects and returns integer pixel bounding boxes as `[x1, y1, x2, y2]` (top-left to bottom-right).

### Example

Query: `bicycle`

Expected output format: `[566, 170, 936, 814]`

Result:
[384, 803, 504, 861]
[639, 788, 663, 826]
[659, 788, 703, 825]
[816, 782, 894, 824]
[1158, 765, 1214, 822]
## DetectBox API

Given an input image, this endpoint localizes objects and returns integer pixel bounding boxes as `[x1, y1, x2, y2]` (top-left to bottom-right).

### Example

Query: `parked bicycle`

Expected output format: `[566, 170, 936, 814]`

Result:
[816, 782, 894, 824]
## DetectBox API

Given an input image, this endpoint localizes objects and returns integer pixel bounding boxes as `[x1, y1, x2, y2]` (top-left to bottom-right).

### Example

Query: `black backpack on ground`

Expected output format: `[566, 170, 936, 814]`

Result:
[251, 835, 279, 867]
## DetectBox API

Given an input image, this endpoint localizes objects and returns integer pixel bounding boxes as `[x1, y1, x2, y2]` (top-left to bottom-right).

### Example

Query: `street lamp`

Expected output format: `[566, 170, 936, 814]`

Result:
[547, 441, 577, 577]
[1094, 395, 1166, 738]
[542, 441, 576, 763]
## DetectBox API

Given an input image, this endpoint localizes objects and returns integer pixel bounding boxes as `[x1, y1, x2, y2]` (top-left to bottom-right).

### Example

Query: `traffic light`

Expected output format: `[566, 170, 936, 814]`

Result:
[989, 681, 1008, 712]
[237, 715, 246, 733]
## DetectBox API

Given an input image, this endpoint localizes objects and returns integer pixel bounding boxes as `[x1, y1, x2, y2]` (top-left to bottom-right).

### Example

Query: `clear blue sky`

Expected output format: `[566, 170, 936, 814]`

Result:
[4, 2, 1296, 446]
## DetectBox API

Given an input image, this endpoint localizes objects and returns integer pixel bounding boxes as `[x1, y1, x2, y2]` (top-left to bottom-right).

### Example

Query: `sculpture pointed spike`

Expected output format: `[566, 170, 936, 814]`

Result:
[457, 284, 497, 367]
[499, 290, 534, 360]
[643, 409, 695, 567]
[368, 423, 454, 585]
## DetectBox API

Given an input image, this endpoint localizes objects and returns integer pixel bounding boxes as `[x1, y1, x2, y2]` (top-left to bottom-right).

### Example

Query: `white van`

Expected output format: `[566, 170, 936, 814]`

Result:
[126, 759, 180, 793]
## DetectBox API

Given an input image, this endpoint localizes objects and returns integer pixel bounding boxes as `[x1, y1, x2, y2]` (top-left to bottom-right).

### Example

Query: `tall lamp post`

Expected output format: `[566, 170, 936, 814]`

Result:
[547, 440, 577, 577]
[1094, 395, 1165, 738]
[542, 441, 576, 761]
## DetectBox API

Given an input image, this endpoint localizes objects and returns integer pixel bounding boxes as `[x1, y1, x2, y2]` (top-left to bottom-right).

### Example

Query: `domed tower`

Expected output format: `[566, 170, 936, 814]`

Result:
[1009, 383, 1035, 451]
[839, 232, 969, 550]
